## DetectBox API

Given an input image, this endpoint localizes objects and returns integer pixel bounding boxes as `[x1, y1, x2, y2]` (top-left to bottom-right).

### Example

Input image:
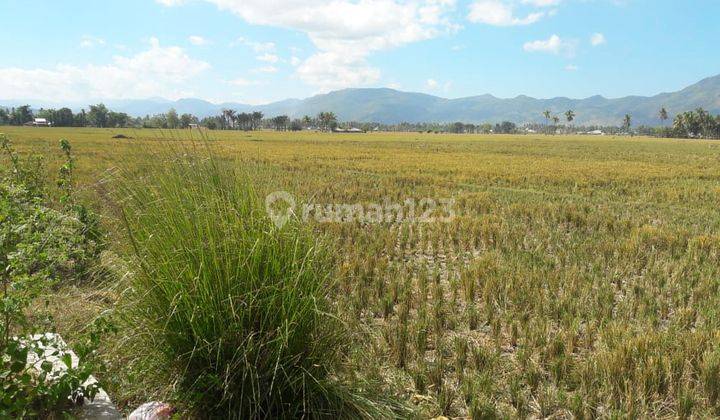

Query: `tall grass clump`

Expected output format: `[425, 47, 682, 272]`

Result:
[115, 146, 388, 418]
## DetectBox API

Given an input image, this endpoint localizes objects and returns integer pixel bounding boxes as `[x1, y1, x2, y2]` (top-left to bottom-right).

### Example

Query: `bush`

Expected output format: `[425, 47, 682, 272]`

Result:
[0, 134, 104, 417]
[115, 148, 394, 418]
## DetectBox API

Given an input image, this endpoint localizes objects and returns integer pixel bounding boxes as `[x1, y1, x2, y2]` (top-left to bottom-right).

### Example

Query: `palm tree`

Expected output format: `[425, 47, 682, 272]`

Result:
[543, 110, 552, 134]
[317, 112, 337, 131]
[658, 107, 669, 137]
[623, 114, 632, 134]
[221, 109, 236, 130]
[659, 107, 668, 126]
[551, 116, 560, 135]
[565, 110, 575, 134]
[251, 111, 264, 130]
[673, 113, 686, 137]
[302, 115, 312, 129]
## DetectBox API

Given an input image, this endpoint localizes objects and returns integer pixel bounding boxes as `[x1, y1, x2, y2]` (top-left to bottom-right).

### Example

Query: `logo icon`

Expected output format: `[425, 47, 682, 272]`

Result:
[265, 191, 296, 228]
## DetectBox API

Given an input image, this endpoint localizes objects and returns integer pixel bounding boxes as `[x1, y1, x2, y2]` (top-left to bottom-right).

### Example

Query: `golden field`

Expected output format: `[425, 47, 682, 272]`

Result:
[4, 126, 720, 418]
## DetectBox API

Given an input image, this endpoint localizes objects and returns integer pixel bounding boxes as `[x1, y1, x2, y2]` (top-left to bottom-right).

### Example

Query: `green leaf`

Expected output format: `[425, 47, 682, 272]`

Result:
[61, 353, 72, 369]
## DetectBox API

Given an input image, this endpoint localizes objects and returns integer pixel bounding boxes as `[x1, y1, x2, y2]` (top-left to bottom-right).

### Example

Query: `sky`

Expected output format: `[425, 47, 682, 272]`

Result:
[1, 0, 718, 105]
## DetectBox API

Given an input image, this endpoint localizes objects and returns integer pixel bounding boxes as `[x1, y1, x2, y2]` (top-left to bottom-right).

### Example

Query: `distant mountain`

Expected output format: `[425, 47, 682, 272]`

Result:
[3, 74, 720, 126]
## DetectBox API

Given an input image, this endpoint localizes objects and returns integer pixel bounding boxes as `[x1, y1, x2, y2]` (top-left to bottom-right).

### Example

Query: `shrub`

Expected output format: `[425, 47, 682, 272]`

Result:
[115, 147, 394, 418]
[0, 134, 104, 417]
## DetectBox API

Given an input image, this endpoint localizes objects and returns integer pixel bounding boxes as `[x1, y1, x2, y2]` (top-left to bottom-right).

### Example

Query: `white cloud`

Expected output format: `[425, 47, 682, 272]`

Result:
[0, 37, 210, 101]
[227, 77, 259, 87]
[155, 0, 185, 5]
[188, 35, 209, 46]
[468, 0, 545, 26]
[253, 65, 278, 73]
[565, 64, 579, 71]
[290, 56, 301, 66]
[232, 37, 276, 52]
[80, 35, 105, 48]
[159, 0, 457, 91]
[590, 32, 606, 46]
[521, 0, 560, 6]
[425, 78, 452, 93]
[256, 53, 279, 63]
[296, 52, 380, 90]
[523, 34, 576, 56]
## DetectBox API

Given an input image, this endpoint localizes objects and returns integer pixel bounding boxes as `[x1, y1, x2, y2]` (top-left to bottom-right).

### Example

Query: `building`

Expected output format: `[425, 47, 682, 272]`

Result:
[332, 127, 365, 133]
[24, 118, 51, 127]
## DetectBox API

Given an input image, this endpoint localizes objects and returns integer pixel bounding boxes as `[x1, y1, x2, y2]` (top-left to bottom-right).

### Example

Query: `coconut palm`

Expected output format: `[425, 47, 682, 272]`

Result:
[623, 114, 632, 134]
[302, 115, 312, 129]
[659, 107, 668, 126]
[318, 112, 337, 131]
[565, 110, 575, 134]
[221, 109, 236, 130]
[543, 110, 552, 134]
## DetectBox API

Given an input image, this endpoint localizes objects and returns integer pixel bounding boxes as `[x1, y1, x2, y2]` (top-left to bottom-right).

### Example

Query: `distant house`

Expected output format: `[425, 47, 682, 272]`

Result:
[587, 129, 604, 135]
[24, 118, 51, 127]
[332, 127, 365, 133]
[188, 123, 199, 129]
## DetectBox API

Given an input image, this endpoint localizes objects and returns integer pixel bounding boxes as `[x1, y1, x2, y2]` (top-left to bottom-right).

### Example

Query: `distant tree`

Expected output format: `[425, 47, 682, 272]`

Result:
[0, 108, 8, 125]
[107, 111, 131, 128]
[623, 114, 632, 133]
[659, 107, 668, 126]
[166, 108, 179, 129]
[495, 121, 517, 134]
[317, 112, 337, 131]
[145, 113, 168, 128]
[478, 123, 493, 134]
[272, 115, 289, 131]
[35, 108, 55, 122]
[451, 122, 465, 134]
[87, 103, 109, 127]
[74, 109, 87, 127]
[201, 116, 220, 130]
[302, 115, 312, 128]
[179, 113, 197, 128]
[543, 110, 552, 134]
[251, 111, 264, 130]
[290, 119, 303, 131]
[565, 109, 575, 135]
[551, 116, 560, 134]
[221, 109, 236, 129]
[565, 110, 575, 130]
[237, 113, 250, 130]
[55, 107, 74, 127]
[11, 105, 33, 125]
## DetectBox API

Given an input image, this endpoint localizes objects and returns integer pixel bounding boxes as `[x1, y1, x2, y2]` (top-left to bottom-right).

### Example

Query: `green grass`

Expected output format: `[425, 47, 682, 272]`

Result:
[112, 145, 399, 418]
[4, 126, 720, 417]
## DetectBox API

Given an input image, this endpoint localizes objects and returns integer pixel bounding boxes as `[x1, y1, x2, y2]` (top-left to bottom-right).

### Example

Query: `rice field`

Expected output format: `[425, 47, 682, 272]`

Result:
[5, 126, 720, 418]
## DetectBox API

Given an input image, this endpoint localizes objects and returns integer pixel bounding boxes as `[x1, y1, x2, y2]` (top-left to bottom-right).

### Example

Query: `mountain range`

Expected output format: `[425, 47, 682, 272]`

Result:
[3, 74, 720, 126]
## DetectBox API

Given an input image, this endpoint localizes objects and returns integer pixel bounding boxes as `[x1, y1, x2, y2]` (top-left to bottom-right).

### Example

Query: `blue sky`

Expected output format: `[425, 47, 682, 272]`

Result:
[1, 0, 718, 104]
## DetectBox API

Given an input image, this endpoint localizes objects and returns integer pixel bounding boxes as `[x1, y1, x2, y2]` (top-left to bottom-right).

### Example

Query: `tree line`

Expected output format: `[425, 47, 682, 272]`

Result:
[202, 110, 339, 131]
[3, 102, 720, 139]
